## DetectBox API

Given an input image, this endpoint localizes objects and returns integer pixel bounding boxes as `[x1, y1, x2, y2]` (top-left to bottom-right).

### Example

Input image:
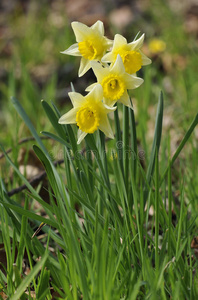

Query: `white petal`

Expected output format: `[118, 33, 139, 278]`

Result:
[72, 22, 90, 42]
[106, 38, 113, 48]
[77, 130, 87, 144]
[140, 51, 152, 65]
[79, 57, 91, 77]
[68, 92, 85, 107]
[99, 115, 114, 139]
[102, 34, 126, 62]
[113, 34, 127, 49]
[85, 84, 103, 103]
[91, 20, 104, 35]
[103, 103, 117, 112]
[85, 82, 97, 92]
[91, 61, 108, 82]
[110, 54, 125, 73]
[119, 91, 131, 108]
[128, 33, 145, 50]
[61, 43, 80, 56]
[124, 75, 144, 89]
[101, 62, 110, 68]
[101, 52, 114, 63]
[103, 98, 117, 107]
[58, 108, 78, 124]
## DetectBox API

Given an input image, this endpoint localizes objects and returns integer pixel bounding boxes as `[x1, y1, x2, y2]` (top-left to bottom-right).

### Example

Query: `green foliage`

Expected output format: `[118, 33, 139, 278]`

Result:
[1, 91, 198, 298]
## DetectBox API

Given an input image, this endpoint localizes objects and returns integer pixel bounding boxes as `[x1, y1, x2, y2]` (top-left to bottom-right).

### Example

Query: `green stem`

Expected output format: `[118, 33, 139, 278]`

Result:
[85, 134, 108, 188]
[123, 105, 129, 194]
[155, 149, 159, 271]
[98, 131, 110, 215]
[85, 141, 93, 189]
[129, 102, 137, 179]
[99, 131, 110, 188]
[168, 161, 172, 259]
[114, 107, 124, 178]
[160, 112, 198, 185]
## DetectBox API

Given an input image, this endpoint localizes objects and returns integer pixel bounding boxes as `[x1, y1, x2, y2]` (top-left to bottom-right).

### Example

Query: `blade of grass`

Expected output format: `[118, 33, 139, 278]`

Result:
[160, 112, 198, 185]
[85, 134, 109, 188]
[10, 252, 48, 300]
[11, 96, 49, 158]
[33, 144, 68, 201]
[16, 196, 28, 273]
[41, 131, 71, 149]
[155, 150, 159, 271]
[0, 144, 50, 207]
[41, 100, 67, 139]
[175, 183, 185, 260]
[123, 105, 129, 193]
[144, 91, 163, 203]
[0, 200, 57, 227]
[168, 161, 172, 259]
[114, 106, 124, 178]
[129, 101, 137, 179]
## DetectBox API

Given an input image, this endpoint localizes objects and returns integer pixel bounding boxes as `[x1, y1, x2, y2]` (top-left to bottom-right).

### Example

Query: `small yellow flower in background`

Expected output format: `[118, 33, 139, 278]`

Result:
[148, 38, 166, 54]
[102, 33, 151, 74]
[61, 21, 113, 77]
[58, 85, 116, 144]
[87, 55, 144, 108]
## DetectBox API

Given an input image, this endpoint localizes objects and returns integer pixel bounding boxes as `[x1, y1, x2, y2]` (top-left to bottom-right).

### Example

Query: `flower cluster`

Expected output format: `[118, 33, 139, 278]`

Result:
[59, 21, 151, 144]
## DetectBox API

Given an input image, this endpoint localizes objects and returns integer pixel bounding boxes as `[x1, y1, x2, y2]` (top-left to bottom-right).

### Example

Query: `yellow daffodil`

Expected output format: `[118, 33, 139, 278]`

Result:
[58, 85, 116, 144]
[87, 55, 144, 107]
[102, 33, 151, 74]
[61, 21, 113, 77]
[148, 38, 166, 54]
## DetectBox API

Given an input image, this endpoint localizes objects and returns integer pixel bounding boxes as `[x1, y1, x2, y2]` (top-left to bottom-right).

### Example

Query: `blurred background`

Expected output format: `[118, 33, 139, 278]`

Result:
[0, 0, 198, 151]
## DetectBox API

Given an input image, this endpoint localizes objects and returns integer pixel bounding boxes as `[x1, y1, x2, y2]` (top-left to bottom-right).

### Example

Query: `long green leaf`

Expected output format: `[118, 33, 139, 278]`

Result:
[41, 131, 71, 149]
[85, 134, 108, 187]
[11, 96, 49, 158]
[129, 102, 137, 178]
[41, 100, 67, 139]
[33, 145, 64, 198]
[0, 144, 50, 211]
[0, 201, 57, 227]
[10, 252, 48, 300]
[160, 112, 198, 185]
[144, 91, 163, 203]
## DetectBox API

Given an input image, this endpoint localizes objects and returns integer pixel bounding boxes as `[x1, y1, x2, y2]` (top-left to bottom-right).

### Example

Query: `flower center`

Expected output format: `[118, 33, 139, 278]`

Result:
[76, 103, 100, 133]
[119, 49, 142, 74]
[102, 75, 126, 101]
[78, 37, 104, 60]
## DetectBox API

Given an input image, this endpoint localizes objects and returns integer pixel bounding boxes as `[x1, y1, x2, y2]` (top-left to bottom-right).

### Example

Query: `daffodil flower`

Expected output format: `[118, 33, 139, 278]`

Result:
[58, 85, 116, 144]
[102, 33, 151, 74]
[87, 55, 144, 107]
[61, 21, 113, 77]
[148, 38, 166, 54]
